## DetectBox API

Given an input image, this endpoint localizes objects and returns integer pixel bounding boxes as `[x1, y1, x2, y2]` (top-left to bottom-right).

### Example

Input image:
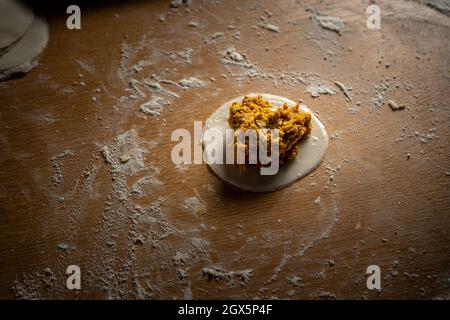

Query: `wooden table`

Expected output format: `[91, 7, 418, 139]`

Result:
[0, 0, 449, 299]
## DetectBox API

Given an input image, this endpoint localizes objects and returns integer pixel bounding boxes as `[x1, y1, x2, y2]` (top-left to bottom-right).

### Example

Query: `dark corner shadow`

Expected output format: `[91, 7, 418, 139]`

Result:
[23, 0, 164, 20]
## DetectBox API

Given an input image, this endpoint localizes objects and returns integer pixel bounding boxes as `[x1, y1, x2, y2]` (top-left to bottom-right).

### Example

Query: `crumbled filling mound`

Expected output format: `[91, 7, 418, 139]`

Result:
[228, 95, 312, 164]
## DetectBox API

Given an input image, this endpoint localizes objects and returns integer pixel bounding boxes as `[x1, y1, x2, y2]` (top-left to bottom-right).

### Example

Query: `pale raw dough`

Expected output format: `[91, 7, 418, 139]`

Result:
[203, 94, 329, 192]
[0, 0, 34, 54]
[0, 15, 48, 81]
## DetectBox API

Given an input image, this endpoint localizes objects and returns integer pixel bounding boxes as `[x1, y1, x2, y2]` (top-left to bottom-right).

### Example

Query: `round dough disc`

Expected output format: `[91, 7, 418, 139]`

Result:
[203, 93, 329, 192]
[0, 15, 48, 81]
[0, 0, 34, 53]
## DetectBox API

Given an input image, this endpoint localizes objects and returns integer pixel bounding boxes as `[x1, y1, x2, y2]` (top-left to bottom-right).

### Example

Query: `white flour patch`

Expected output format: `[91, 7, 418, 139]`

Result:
[203, 184, 215, 192]
[221, 47, 257, 69]
[144, 78, 180, 97]
[314, 15, 345, 34]
[132, 175, 164, 198]
[170, 48, 193, 64]
[314, 197, 321, 205]
[212, 32, 225, 40]
[347, 106, 360, 114]
[58, 243, 69, 251]
[140, 96, 170, 117]
[370, 83, 388, 111]
[170, 0, 191, 9]
[334, 81, 352, 101]
[183, 196, 207, 216]
[101, 129, 147, 177]
[50, 150, 74, 189]
[12, 269, 56, 299]
[305, 84, 336, 97]
[311, 289, 337, 300]
[202, 266, 253, 287]
[287, 275, 302, 287]
[417, 128, 438, 144]
[264, 23, 280, 33]
[92, 130, 166, 298]
[75, 60, 96, 75]
[178, 77, 205, 89]
[188, 21, 199, 27]
[173, 251, 191, 280]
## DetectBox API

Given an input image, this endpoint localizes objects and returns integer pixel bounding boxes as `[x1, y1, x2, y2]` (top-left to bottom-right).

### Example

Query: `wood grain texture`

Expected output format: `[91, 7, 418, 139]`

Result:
[0, 0, 449, 299]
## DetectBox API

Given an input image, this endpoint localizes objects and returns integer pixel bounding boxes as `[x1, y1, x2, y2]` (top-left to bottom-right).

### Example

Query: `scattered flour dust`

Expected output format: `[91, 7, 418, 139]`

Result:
[265, 171, 343, 289]
[264, 23, 280, 33]
[314, 15, 345, 34]
[417, 128, 438, 143]
[13, 268, 57, 299]
[131, 175, 164, 198]
[178, 77, 205, 89]
[305, 84, 336, 97]
[202, 266, 253, 287]
[170, 0, 191, 9]
[314, 197, 321, 205]
[188, 21, 199, 28]
[287, 275, 302, 287]
[334, 81, 352, 101]
[172, 48, 193, 64]
[220, 47, 339, 93]
[183, 196, 207, 216]
[85, 129, 197, 298]
[221, 47, 256, 69]
[66, 129, 217, 298]
[50, 149, 74, 189]
[370, 82, 389, 111]
[311, 289, 337, 300]
[140, 96, 169, 117]
[101, 129, 146, 177]
[117, 39, 206, 120]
